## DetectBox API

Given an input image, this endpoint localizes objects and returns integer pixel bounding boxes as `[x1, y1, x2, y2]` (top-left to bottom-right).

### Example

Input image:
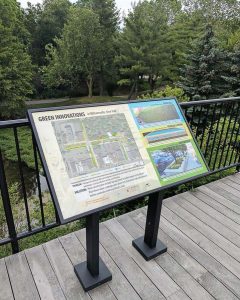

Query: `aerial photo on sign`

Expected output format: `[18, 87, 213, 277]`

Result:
[29, 98, 208, 221]
[52, 114, 143, 178]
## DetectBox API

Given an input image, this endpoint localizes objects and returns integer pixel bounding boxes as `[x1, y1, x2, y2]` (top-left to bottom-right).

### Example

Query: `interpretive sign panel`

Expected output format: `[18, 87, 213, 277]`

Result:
[28, 98, 208, 223]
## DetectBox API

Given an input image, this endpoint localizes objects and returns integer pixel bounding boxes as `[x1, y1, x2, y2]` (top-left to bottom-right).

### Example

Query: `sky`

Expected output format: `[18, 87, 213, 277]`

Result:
[18, 0, 137, 14]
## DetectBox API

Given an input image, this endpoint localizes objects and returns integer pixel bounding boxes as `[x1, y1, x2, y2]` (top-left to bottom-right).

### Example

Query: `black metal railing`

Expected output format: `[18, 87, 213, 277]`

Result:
[1, 97, 240, 255]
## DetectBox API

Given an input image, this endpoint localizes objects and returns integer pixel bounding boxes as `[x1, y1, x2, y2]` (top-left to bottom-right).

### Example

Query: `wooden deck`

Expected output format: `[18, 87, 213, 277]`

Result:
[2, 173, 240, 300]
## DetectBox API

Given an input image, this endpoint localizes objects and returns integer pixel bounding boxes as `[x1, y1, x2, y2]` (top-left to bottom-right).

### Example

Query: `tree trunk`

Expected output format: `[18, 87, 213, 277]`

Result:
[135, 78, 138, 96]
[99, 69, 104, 96]
[149, 75, 155, 91]
[128, 80, 136, 100]
[87, 76, 93, 98]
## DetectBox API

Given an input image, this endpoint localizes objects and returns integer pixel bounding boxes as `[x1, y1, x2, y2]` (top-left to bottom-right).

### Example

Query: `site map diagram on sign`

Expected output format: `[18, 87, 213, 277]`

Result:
[29, 99, 208, 222]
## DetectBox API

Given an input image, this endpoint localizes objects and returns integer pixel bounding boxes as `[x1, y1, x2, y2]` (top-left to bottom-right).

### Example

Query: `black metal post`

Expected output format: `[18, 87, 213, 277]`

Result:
[86, 213, 99, 276]
[74, 212, 112, 291]
[132, 192, 167, 261]
[0, 150, 19, 253]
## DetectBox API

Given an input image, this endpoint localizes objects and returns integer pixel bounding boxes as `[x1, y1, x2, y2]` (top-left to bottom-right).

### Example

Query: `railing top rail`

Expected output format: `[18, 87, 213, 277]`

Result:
[0, 118, 29, 129]
[180, 96, 240, 107]
[1, 96, 240, 128]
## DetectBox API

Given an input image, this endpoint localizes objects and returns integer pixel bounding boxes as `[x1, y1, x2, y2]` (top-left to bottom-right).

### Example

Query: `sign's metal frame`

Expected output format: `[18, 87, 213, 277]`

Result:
[28, 97, 209, 224]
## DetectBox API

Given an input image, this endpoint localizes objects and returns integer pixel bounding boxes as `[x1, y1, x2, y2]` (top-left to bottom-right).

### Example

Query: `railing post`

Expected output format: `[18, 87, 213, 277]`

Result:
[0, 149, 19, 253]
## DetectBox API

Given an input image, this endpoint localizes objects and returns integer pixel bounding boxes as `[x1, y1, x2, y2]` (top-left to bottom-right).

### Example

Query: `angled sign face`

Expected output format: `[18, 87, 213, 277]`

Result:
[28, 98, 208, 223]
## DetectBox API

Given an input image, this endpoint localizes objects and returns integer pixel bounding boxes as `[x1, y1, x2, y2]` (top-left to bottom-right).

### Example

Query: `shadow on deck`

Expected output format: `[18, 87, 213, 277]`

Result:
[1, 173, 240, 300]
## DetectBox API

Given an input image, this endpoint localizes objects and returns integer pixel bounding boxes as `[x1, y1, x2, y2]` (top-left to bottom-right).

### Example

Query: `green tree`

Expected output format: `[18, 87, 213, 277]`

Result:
[91, 0, 119, 95]
[223, 46, 240, 96]
[24, 3, 43, 66]
[0, 0, 33, 118]
[181, 0, 240, 49]
[77, 0, 119, 95]
[24, 0, 71, 66]
[179, 25, 230, 100]
[43, 7, 103, 97]
[181, 0, 240, 21]
[167, 11, 205, 82]
[116, 0, 171, 98]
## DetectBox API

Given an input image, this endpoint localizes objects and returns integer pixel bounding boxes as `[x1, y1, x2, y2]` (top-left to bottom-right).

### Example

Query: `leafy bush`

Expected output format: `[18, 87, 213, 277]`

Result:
[139, 85, 189, 102]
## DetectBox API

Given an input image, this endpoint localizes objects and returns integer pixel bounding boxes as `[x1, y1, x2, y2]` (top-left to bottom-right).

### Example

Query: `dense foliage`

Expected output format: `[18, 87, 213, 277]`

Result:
[0, 0, 33, 118]
[1, 0, 240, 256]
[179, 25, 231, 100]
[0, 0, 240, 117]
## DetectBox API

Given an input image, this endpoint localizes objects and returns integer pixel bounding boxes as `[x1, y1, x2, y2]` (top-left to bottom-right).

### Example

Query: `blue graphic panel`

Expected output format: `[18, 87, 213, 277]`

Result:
[129, 99, 184, 129]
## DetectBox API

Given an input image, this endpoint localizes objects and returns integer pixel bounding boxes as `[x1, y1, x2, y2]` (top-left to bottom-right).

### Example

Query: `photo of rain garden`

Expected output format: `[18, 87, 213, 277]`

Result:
[149, 141, 202, 178]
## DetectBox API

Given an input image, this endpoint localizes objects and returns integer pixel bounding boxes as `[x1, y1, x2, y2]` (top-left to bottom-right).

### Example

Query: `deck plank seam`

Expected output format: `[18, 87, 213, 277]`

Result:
[186, 191, 240, 230]
[180, 191, 240, 237]
[137, 207, 240, 294]
[193, 188, 240, 219]
[158, 215, 240, 299]
[164, 195, 240, 256]
[115, 217, 213, 300]
[42, 240, 70, 300]
[113, 218, 187, 299]
[127, 209, 238, 300]
[204, 184, 240, 208]
[161, 205, 240, 279]
[102, 222, 167, 299]
[25, 246, 68, 300]
[213, 180, 240, 201]
[3, 257, 15, 300]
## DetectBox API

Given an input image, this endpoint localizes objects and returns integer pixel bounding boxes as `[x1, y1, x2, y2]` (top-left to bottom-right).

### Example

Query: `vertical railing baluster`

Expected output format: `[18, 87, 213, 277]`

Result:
[190, 106, 196, 130]
[195, 105, 204, 143]
[200, 105, 209, 150]
[13, 128, 32, 231]
[223, 103, 240, 167]
[32, 133, 45, 227]
[230, 112, 240, 165]
[204, 103, 217, 158]
[217, 102, 235, 169]
[0, 149, 19, 253]
[212, 103, 229, 170]
[208, 103, 224, 169]
[234, 124, 240, 168]
[234, 142, 240, 171]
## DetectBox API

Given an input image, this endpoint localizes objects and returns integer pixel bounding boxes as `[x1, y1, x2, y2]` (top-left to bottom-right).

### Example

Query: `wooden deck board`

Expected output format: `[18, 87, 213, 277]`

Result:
[25, 245, 66, 300]
[161, 205, 240, 279]
[179, 192, 240, 245]
[187, 190, 240, 233]
[117, 214, 214, 300]
[99, 223, 164, 300]
[1, 174, 240, 299]
[59, 233, 117, 300]
[75, 229, 141, 300]
[164, 197, 240, 262]
[130, 210, 239, 300]
[104, 218, 180, 298]
[5, 252, 40, 300]
[0, 259, 14, 300]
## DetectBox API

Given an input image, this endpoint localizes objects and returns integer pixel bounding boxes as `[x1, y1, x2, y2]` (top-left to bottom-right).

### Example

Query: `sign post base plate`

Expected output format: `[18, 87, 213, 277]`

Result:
[74, 258, 112, 292]
[132, 236, 167, 261]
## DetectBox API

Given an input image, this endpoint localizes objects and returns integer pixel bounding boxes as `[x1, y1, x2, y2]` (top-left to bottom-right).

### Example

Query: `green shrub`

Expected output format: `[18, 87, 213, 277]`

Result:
[139, 85, 190, 102]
